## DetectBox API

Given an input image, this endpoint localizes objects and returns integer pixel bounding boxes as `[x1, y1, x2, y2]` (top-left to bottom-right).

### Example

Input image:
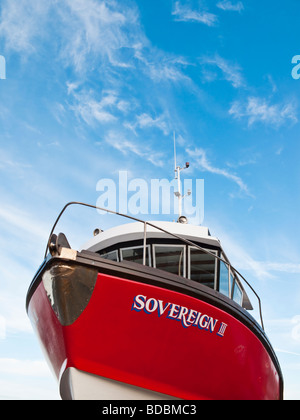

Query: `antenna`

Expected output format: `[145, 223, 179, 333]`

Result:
[173, 133, 191, 221]
[173, 131, 177, 175]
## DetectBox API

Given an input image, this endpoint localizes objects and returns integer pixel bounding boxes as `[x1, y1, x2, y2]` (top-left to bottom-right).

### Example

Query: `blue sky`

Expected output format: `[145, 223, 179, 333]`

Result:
[0, 0, 299, 399]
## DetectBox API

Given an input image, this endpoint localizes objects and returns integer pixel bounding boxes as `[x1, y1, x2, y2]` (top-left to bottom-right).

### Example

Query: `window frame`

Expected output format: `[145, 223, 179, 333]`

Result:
[97, 239, 248, 309]
[120, 244, 152, 266]
[188, 246, 218, 290]
[99, 249, 119, 262]
[152, 243, 186, 278]
[232, 278, 243, 306]
[219, 256, 230, 298]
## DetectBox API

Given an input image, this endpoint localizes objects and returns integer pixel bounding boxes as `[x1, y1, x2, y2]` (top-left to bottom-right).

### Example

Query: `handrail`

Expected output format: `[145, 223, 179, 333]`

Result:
[143, 222, 147, 266]
[44, 201, 264, 330]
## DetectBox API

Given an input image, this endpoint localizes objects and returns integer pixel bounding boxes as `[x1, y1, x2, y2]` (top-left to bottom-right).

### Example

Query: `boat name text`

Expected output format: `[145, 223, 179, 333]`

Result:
[131, 294, 228, 337]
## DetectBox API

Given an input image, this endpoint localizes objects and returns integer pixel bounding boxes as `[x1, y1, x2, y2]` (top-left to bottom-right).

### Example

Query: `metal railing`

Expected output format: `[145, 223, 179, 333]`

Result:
[44, 201, 264, 331]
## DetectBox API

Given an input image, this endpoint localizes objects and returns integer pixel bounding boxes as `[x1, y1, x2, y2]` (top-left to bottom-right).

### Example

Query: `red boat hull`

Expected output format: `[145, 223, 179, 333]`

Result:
[28, 262, 281, 400]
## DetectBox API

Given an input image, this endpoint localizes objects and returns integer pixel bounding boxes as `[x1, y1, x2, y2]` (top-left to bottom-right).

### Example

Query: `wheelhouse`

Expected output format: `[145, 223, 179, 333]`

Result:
[83, 222, 252, 311]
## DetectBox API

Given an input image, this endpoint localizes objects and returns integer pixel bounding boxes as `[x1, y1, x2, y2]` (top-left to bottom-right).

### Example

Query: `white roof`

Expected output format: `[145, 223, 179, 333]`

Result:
[82, 221, 220, 253]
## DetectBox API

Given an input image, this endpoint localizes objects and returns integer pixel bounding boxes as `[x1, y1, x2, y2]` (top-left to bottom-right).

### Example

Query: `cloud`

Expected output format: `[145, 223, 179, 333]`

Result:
[275, 348, 300, 357]
[0, 316, 6, 340]
[0, 290, 33, 334]
[0, 358, 58, 400]
[229, 97, 298, 127]
[0, 205, 48, 241]
[267, 316, 300, 346]
[219, 236, 274, 279]
[126, 113, 171, 136]
[103, 130, 164, 167]
[201, 54, 245, 88]
[209, 225, 299, 282]
[69, 88, 132, 126]
[237, 261, 300, 279]
[74, 97, 117, 124]
[0, 0, 143, 70]
[216, 0, 244, 12]
[134, 49, 191, 84]
[186, 147, 252, 196]
[0, 0, 192, 90]
[0, 0, 50, 53]
[172, 1, 218, 26]
[291, 315, 300, 342]
[262, 262, 300, 274]
[0, 358, 50, 377]
[0, 154, 32, 172]
[60, 0, 142, 71]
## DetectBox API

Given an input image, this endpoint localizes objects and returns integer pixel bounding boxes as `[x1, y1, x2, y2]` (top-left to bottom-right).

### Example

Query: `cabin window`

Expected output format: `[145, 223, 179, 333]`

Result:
[100, 250, 119, 262]
[153, 245, 186, 277]
[188, 247, 217, 289]
[219, 260, 229, 297]
[232, 280, 243, 305]
[120, 245, 151, 266]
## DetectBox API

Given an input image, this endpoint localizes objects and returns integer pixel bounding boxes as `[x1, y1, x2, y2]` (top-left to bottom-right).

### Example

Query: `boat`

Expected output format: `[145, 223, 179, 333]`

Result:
[26, 160, 283, 400]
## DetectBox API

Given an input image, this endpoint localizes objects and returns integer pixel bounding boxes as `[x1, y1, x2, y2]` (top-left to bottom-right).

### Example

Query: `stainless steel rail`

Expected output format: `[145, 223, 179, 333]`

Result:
[44, 201, 264, 331]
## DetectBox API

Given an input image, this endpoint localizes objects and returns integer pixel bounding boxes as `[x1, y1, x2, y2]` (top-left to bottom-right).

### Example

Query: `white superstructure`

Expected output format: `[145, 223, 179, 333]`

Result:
[82, 221, 220, 253]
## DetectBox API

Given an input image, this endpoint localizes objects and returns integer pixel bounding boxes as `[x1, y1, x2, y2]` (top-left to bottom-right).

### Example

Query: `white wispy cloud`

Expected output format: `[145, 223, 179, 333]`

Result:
[266, 316, 300, 345]
[0, 0, 143, 71]
[216, 0, 244, 12]
[275, 348, 300, 357]
[215, 224, 300, 285]
[134, 48, 191, 84]
[172, 1, 218, 26]
[229, 97, 298, 127]
[216, 232, 274, 280]
[0, 0, 192, 90]
[74, 98, 117, 124]
[0, 154, 32, 171]
[69, 89, 131, 126]
[103, 130, 164, 167]
[0, 358, 50, 377]
[201, 54, 245, 88]
[60, 0, 142, 71]
[210, 223, 300, 284]
[186, 147, 252, 196]
[0, 293, 32, 335]
[262, 262, 300, 274]
[0, 358, 58, 400]
[0, 205, 48, 241]
[0, 0, 50, 53]
[126, 113, 171, 136]
[237, 261, 300, 278]
[0, 316, 6, 340]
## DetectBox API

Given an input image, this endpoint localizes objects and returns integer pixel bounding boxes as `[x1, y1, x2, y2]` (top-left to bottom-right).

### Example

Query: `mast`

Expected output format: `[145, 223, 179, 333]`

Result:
[173, 132, 190, 221]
